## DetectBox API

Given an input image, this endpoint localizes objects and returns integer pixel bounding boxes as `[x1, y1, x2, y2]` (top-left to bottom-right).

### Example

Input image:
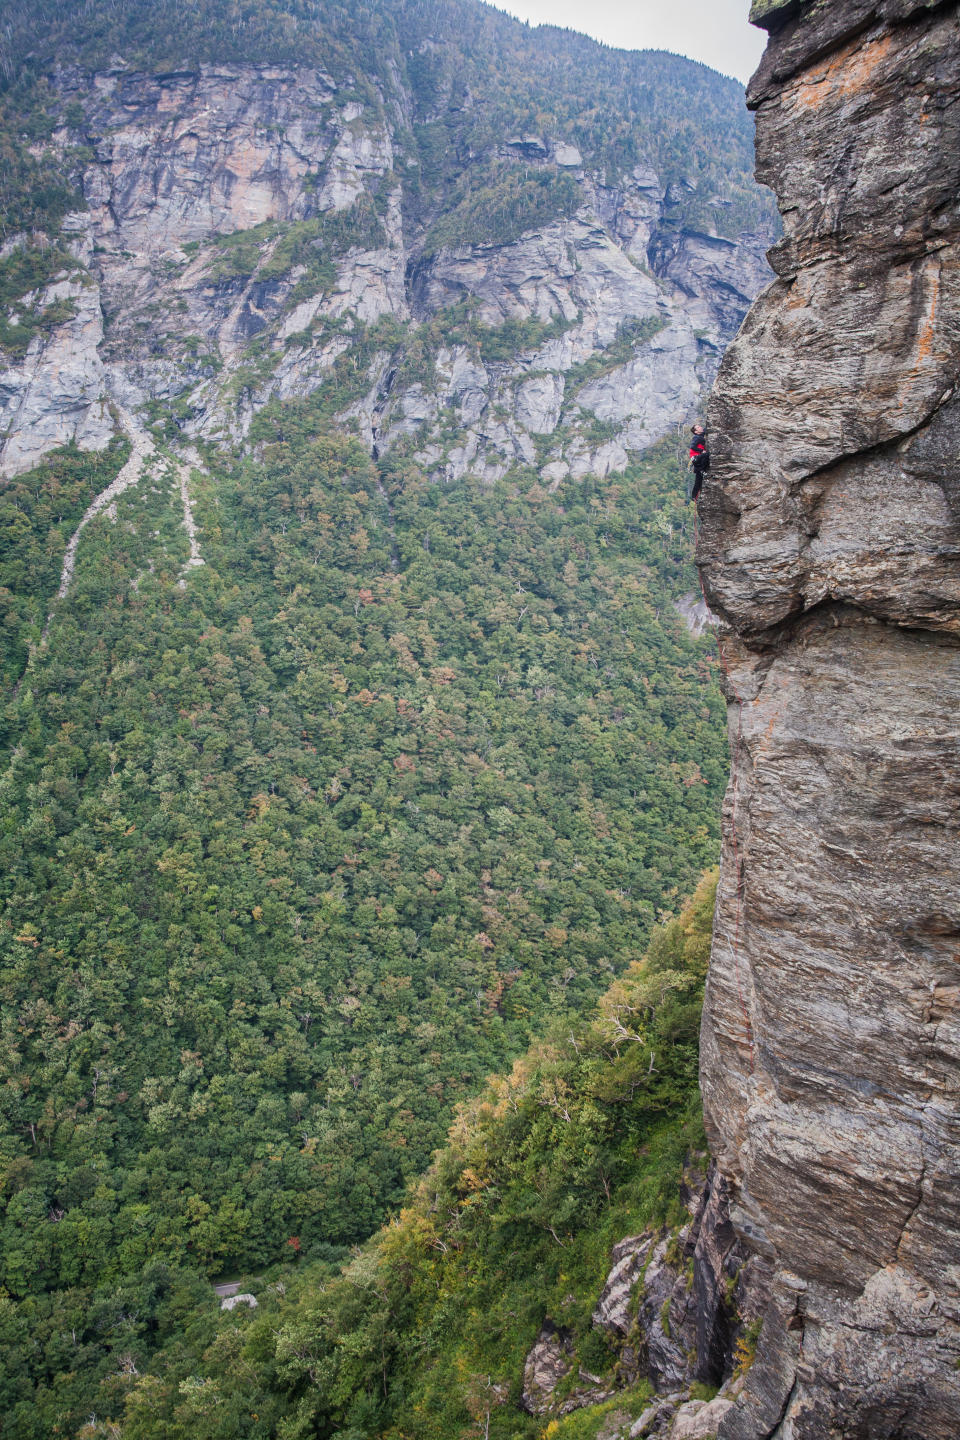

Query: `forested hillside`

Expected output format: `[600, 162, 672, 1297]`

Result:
[2, 876, 719, 1440]
[0, 416, 722, 1273]
[0, 0, 763, 1432]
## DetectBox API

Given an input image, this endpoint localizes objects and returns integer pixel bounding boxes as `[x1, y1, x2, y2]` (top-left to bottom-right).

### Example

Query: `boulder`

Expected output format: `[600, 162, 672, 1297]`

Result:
[220, 1292, 258, 1311]
[593, 1232, 655, 1336]
[669, 1396, 734, 1439]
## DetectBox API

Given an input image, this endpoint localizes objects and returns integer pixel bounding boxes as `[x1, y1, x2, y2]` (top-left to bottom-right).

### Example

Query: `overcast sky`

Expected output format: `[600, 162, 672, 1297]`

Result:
[497, 0, 766, 85]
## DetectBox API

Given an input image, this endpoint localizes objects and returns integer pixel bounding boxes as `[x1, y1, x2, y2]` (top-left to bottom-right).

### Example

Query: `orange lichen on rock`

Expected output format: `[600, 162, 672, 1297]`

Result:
[787, 31, 895, 112]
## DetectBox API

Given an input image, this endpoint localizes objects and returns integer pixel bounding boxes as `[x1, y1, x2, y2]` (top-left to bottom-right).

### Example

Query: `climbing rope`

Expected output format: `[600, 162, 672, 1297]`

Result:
[694, 504, 756, 1074]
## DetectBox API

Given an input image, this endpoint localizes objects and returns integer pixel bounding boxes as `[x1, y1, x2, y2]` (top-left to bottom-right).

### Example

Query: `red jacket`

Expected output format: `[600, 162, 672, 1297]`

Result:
[690, 435, 708, 468]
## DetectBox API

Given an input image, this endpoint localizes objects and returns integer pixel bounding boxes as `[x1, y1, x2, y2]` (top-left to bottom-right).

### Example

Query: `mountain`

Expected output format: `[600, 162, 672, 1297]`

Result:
[3, 1, 954, 1437]
[0, 0, 775, 481]
[35, 2, 951, 1437]
[0, 1, 781, 1434]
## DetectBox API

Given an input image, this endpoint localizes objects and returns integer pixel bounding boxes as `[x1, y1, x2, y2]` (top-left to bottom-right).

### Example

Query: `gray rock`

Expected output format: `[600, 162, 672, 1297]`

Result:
[0, 221, 113, 477]
[577, 318, 703, 451]
[636, 1236, 698, 1393]
[220, 1292, 257, 1311]
[630, 1402, 663, 1437]
[521, 1323, 574, 1413]
[698, 3, 960, 1437]
[589, 1163, 765, 1406]
[520, 1322, 612, 1416]
[669, 1396, 734, 1439]
[505, 134, 549, 158]
[629, 1394, 687, 1438]
[516, 372, 564, 434]
[554, 142, 583, 168]
[655, 228, 773, 339]
[687, 1163, 770, 1390]
[593, 1232, 656, 1335]
[79, 65, 346, 252]
[673, 592, 716, 638]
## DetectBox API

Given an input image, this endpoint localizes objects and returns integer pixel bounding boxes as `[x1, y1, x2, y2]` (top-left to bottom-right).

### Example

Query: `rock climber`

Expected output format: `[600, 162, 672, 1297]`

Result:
[687, 423, 709, 503]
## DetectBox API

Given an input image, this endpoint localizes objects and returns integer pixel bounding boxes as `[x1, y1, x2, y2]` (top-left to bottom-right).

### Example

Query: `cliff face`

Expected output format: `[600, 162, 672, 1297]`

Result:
[699, 2, 960, 1436]
[0, 53, 773, 482]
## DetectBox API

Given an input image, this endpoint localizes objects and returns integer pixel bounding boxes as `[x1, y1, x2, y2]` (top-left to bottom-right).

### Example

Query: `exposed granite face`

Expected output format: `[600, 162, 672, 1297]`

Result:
[0, 214, 113, 474]
[520, 1321, 614, 1417]
[0, 60, 774, 480]
[704, 0, 960, 637]
[517, 1162, 767, 1434]
[78, 65, 353, 254]
[698, 2, 960, 1436]
[587, 1163, 769, 1397]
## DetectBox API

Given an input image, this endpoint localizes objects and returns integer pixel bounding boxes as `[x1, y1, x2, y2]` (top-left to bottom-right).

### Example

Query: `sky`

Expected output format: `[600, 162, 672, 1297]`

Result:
[496, 0, 766, 85]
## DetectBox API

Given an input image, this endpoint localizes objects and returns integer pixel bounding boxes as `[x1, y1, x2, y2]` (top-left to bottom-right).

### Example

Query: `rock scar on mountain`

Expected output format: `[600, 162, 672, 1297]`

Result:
[0, 54, 776, 486]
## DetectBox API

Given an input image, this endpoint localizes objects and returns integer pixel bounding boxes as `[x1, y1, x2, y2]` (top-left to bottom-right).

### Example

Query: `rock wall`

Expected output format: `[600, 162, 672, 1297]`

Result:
[519, 1161, 771, 1437]
[698, 2, 960, 1436]
[0, 57, 773, 480]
